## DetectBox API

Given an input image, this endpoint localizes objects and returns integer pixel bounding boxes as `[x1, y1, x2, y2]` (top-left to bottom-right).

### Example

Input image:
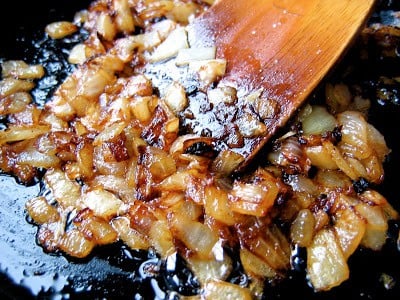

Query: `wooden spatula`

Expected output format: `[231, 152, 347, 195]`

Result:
[183, 0, 375, 171]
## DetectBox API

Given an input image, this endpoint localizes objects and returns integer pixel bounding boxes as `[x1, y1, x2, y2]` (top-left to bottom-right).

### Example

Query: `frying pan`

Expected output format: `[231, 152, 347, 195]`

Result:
[1, 0, 400, 299]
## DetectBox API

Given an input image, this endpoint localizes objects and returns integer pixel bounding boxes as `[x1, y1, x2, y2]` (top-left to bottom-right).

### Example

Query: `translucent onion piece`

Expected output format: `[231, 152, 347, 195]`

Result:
[355, 202, 389, 251]
[241, 224, 290, 271]
[45, 21, 78, 39]
[367, 123, 390, 161]
[333, 207, 366, 259]
[58, 229, 96, 258]
[186, 251, 233, 285]
[290, 209, 316, 247]
[337, 111, 371, 160]
[0, 125, 50, 145]
[189, 59, 227, 85]
[211, 149, 244, 177]
[149, 220, 175, 257]
[68, 44, 89, 65]
[203, 280, 253, 300]
[301, 105, 337, 135]
[44, 168, 83, 209]
[96, 12, 117, 41]
[204, 185, 236, 225]
[111, 216, 150, 250]
[305, 145, 337, 169]
[1, 60, 45, 80]
[114, 0, 135, 33]
[240, 247, 277, 278]
[149, 26, 189, 62]
[17, 148, 61, 169]
[77, 214, 118, 245]
[307, 229, 349, 291]
[163, 81, 188, 113]
[0, 92, 32, 115]
[25, 196, 60, 225]
[175, 46, 216, 66]
[230, 179, 278, 217]
[171, 215, 219, 259]
[82, 189, 125, 219]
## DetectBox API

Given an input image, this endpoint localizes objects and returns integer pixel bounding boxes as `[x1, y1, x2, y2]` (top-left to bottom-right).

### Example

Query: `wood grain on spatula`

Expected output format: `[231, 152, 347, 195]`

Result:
[186, 0, 376, 170]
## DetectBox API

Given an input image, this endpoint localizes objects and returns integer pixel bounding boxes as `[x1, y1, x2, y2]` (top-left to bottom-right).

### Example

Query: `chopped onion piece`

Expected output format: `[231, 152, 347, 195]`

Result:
[305, 145, 337, 169]
[149, 26, 189, 62]
[0, 125, 50, 145]
[1, 60, 45, 80]
[240, 248, 277, 278]
[337, 111, 371, 160]
[149, 220, 175, 257]
[96, 12, 117, 41]
[114, 0, 135, 33]
[171, 215, 219, 259]
[204, 185, 236, 225]
[333, 208, 366, 259]
[45, 21, 78, 39]
[68, 44, 89, 65]
[164, 81, 188, 113]
[111, 217, 150, 250]
[307, 229, 349, 291]
[82, 189, 125, 219]
[229, 172, 279, 217]
[211, 150, 244, 177]
[301, 105, 337, 135]
[189, 59, 227, 84]
[58, 229, 95, 258]
[175, 46, 216, 66]
[207, 86, 237, 105]
[187, 252, 233, 285]
[0, 78, 35, 98]
[203, 280, 253, 300]
[44, 168, 83, 209]
[25, 196, 60, 225]
[290, 209, 315, 247]
[235, 113, 267, 138]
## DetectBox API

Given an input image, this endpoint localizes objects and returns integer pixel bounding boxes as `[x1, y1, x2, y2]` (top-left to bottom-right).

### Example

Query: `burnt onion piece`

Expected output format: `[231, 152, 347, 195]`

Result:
[1, 0, 400, 299]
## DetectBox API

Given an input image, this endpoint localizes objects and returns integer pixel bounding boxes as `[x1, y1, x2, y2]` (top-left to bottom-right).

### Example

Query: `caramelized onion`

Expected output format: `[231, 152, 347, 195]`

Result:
[0, 0, 397, 298]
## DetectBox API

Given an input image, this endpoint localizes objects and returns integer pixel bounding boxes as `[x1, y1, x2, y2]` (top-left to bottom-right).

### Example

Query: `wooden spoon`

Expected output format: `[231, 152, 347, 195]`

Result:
[184, 0, 376, 171]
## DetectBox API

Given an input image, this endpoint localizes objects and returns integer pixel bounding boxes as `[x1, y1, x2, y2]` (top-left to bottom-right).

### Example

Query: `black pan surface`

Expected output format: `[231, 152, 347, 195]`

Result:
[1, 1, 400, 299]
